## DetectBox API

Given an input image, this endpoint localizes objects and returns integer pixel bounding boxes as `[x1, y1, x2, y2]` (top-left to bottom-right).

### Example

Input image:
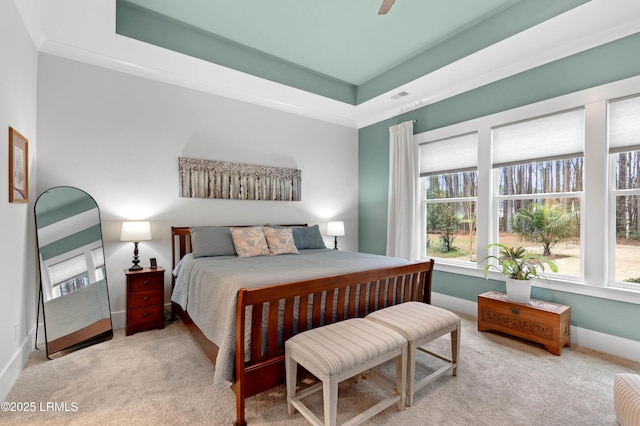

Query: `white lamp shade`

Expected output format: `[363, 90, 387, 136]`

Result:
[120, 221, 152, 242]
[327, 221, 345, 237]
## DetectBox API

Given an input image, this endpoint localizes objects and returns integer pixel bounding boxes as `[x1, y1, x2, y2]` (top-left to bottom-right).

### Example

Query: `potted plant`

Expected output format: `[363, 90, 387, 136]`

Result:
[481, 243, 558, 303]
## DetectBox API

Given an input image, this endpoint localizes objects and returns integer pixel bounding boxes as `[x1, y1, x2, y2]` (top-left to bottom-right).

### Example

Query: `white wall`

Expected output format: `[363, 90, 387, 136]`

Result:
[36, 54, 359, 330]
[0, 0, 38, 402]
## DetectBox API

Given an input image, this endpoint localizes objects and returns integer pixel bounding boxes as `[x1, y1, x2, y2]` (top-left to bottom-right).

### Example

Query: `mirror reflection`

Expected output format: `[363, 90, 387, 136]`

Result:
[35, 186, 113, 358]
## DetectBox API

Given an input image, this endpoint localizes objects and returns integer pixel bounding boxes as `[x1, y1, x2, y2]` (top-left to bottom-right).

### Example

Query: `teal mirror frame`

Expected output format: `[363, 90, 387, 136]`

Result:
[35, 186, 113, 358]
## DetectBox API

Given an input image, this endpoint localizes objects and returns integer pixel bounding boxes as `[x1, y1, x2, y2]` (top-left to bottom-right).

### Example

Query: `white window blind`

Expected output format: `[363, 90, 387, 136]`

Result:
[49, 254, 87, 286]
[420, 132, 478, 176]
[92, 247, 104, 268]
[609, 94, 640, 153]
[492, 108, 585, 168]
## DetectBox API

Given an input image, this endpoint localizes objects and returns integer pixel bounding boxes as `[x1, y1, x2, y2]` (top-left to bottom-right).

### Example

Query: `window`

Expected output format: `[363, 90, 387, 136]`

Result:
[492, 109, 584, 279]
[43, 242, 104, 299]
[421, 133, 478, 263]
[608, 95, 640, 287]
[48, 253, 90, 299]
[414, 77, 640, 299]
[92, 246, 106, 281]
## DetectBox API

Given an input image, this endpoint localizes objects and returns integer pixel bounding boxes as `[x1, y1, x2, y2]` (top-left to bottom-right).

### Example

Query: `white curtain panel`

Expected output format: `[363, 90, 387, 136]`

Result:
[386, 120, 419, 261]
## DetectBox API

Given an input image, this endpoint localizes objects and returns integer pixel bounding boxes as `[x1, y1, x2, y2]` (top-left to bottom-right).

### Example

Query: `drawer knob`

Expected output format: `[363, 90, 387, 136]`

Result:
[143, 280, 149, 285]
[143, 311, 149, 317]
[143, 295, 150, 301]
[510, 307, 520, 315]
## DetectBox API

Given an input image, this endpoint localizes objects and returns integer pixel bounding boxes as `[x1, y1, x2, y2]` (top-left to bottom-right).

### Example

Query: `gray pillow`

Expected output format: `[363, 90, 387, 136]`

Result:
[291, 225, 326, 250]
[264, 224, 327, 249]
[190, 226, 236, 257]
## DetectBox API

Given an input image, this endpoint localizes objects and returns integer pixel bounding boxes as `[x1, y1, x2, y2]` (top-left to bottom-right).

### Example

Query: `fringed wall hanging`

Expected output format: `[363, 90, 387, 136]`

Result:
[178, 157, 301, 201]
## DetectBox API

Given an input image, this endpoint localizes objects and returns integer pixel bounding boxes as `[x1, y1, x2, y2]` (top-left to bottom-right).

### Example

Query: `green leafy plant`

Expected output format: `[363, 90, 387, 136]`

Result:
[481, 243, 558, 281]
[511, 203, 576, 256]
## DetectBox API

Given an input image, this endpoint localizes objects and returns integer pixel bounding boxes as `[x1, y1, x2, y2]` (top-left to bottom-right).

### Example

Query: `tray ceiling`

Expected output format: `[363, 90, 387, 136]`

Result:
[14, 0, 640, 127]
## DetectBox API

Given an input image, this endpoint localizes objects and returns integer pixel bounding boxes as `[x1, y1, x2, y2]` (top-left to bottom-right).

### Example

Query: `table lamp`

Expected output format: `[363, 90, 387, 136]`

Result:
[327, 221, 345, 250]
[120, 221, 152, 270]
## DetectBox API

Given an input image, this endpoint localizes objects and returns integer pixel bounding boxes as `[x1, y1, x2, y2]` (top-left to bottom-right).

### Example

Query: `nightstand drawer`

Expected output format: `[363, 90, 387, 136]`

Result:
[127, 272, 163, 292]
[127, 305, 163, 326]
[128, 289, 163, 309]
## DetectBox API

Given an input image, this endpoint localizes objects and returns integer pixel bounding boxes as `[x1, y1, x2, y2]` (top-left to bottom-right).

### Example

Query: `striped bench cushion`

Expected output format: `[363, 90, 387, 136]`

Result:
[285, 318, 405, 376]
[614, 373, 640, 426]
[365, 301, 460, 341]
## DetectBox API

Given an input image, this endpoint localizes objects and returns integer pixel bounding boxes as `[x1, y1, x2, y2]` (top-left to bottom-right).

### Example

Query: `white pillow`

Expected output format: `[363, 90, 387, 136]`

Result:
[230, 227, 270, 258]
[262, 226, 299, 255]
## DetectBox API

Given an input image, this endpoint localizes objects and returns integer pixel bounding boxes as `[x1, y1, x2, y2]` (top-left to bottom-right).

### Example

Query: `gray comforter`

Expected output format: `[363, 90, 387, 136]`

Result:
[171, 249, 408, 388]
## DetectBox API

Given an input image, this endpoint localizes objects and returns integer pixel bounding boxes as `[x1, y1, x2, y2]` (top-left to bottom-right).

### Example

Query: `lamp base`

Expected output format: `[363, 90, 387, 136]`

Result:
[333, 236, 339, 250]
[129, 242, 143, 270]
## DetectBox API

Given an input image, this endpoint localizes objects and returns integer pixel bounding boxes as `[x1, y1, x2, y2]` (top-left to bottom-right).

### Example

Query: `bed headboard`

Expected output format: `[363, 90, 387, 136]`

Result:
[171, 226, 192, 272]
[171, 224, 309, 273]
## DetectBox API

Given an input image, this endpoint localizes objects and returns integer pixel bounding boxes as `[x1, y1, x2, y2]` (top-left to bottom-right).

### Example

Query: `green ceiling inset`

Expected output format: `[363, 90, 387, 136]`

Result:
[116, 0, 589, 106]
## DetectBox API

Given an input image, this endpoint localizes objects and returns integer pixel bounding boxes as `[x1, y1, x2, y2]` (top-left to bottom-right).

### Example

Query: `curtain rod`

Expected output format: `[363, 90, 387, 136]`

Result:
[387, 119, 417, 130]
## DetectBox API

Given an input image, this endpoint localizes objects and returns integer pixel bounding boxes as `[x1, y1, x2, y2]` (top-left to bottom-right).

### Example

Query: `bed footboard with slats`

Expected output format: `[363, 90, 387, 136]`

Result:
[233, 260, 433, 425]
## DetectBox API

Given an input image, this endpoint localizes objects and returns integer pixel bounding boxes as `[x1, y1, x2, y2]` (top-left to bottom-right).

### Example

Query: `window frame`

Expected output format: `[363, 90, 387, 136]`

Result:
[608, 151, 640, 289]
[420, 132, 479, 265]
[607, 95, 640, 289]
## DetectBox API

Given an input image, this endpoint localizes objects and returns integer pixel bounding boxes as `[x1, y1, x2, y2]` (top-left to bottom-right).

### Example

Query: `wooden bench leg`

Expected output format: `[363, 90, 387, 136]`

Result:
[407, 345, 416, 407]
[452, 326, 460, 376]
[285, 352, 297, 416]
[396, 346, 407, 410]
[324, 376, 338, 426]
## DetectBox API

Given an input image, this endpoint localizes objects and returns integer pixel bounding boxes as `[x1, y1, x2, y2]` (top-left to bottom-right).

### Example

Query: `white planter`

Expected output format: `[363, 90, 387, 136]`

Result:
[505, 278, 532, 304]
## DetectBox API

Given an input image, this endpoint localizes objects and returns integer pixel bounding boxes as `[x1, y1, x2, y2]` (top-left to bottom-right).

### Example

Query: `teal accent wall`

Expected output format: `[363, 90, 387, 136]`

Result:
[359, 32, 640, 342]
[358, 121, 391, 255]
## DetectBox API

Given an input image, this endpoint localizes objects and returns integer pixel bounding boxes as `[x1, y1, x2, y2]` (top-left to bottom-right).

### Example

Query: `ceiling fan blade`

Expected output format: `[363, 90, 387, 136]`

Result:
[378, 0, 396, 15]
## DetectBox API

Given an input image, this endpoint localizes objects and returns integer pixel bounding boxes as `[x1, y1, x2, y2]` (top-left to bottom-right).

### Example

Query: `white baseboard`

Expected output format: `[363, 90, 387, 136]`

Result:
[432, 292, 640, 364]
[0, 327, 36, 401]
[110, 309, 126, 331]
[432, 292, 479, 317]
[570, 326, 640, 363]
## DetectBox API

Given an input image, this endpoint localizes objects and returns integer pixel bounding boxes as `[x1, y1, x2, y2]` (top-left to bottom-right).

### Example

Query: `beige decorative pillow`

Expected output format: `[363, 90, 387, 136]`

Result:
[263, 226, 299, 256]
[230, 227, 270, 258]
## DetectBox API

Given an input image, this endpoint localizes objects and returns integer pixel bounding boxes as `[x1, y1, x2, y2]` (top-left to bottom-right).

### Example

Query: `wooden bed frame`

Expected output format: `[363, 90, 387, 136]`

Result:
[171, 226, 434, 425]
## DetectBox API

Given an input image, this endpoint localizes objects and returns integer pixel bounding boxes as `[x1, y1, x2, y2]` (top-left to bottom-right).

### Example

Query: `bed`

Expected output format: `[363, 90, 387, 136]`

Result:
[171, 225, 434, 425]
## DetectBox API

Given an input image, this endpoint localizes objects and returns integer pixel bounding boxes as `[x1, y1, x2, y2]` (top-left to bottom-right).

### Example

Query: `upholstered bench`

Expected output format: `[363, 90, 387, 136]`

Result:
[614, 373, 640, 426]
[285, 318, 407, 426]
[365, 301, 461, 406]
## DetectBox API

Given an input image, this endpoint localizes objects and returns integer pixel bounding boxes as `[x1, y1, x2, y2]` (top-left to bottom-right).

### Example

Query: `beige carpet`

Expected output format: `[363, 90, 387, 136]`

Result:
[2, 314, 639, 425]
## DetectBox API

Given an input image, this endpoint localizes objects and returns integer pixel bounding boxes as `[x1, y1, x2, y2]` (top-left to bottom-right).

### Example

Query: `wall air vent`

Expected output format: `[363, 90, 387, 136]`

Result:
[391, 91, 409, 99]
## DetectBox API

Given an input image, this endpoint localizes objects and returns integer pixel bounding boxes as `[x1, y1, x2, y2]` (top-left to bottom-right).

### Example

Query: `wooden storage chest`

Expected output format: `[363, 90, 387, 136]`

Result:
[478, 291, 571, 355]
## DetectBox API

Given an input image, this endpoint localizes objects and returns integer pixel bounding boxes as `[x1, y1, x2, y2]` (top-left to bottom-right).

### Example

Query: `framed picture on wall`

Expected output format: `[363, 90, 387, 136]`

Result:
[9, 127, 28, 203]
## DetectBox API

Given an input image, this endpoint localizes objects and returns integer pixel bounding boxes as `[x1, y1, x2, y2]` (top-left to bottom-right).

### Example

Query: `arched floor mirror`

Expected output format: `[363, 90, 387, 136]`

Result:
[35, 186, 113, 358]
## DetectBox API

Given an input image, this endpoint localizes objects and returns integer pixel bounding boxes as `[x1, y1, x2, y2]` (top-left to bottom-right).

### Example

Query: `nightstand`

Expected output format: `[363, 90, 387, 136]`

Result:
[125, 267, 165, 336]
